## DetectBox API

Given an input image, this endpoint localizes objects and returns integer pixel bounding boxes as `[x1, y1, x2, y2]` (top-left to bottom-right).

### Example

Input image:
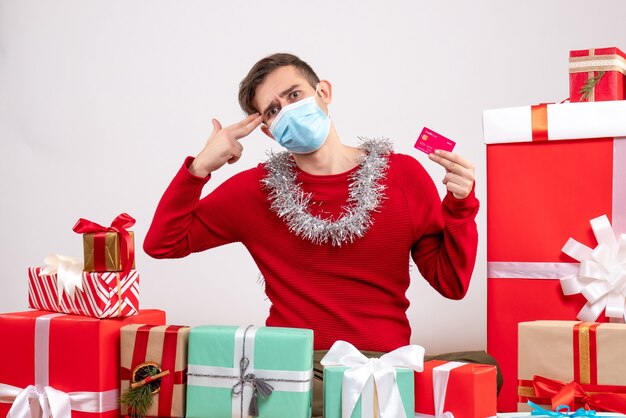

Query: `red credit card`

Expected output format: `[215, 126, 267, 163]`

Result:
[414, 127, 456, 154]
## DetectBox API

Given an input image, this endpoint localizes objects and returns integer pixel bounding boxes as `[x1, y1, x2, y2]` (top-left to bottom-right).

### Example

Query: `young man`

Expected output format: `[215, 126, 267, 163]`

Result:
[145, 53, 499, 416]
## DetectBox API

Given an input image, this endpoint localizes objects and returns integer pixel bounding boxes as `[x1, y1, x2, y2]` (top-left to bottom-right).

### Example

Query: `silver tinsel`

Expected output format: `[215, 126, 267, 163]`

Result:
[261, 138, 393, 247]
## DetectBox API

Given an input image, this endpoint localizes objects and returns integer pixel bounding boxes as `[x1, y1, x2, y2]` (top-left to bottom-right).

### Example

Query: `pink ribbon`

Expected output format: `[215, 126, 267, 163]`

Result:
[0, 313, 119, 418]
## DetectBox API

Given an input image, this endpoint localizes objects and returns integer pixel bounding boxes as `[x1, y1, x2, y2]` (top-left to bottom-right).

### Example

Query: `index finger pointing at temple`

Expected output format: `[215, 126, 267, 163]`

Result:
[233, 114, 263, 139]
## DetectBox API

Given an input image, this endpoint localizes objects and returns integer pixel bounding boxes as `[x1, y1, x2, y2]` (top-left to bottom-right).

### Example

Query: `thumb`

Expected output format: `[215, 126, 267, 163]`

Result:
[211, 118, 222, 133]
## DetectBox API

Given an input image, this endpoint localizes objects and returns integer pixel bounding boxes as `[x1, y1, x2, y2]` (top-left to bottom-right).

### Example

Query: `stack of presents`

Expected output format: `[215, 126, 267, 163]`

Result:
[0, 46, 625, 418]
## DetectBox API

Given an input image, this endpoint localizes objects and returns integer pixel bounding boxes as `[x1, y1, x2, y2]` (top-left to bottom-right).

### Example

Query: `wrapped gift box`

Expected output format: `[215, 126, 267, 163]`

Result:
[414, 360, 497, 418]
[324, 366, 413, 418]
[73, 213, 136, 273]
[82, 230, 136, 272]
[0, 309, 166, 418]
[322, 341, 423, 418]
[518, 321, 626, 414]
[482, 100, 626, 411]
[186, 325, 313, 418]
[120, 324, 190, 417]
[498, 413, 625, 417]
[569, 47, 626, 102]
[28, 266, 139, 318]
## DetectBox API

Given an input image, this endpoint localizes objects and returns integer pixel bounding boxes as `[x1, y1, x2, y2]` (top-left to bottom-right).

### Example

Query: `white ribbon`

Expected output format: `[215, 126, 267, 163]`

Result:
[39, 254, 84, 300]
[560, 214, 626, 322]
[320, 340, 425, 418]
[0, 384, 119, 418]
[414, 362, 466, 418]
[0, 313, 119, 418]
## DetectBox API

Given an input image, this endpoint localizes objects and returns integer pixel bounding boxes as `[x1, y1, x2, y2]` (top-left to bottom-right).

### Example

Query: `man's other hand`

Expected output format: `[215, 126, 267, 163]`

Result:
[428, 150, 475, 199]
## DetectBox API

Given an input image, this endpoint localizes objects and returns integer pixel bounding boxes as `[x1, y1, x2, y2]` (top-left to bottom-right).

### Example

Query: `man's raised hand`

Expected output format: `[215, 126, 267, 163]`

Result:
[189, 113, 263, 177]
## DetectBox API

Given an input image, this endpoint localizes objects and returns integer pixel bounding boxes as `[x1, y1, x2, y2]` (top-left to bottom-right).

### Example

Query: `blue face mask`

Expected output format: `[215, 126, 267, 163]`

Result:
[268, 86, 331, 154]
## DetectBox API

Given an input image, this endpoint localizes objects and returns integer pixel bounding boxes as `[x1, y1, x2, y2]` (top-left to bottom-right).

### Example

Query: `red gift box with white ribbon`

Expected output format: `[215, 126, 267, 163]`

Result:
[0, 309, 166, 418]
[482, 100, 626, 412]
[414, 360, 497, 418]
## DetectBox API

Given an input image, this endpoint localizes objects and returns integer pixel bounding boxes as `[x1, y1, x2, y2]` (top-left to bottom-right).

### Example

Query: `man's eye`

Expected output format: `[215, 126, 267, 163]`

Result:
[290, 91, 300, 100]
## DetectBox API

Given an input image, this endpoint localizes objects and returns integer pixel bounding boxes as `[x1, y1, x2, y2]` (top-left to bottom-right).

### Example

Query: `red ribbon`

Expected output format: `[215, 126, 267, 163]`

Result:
[158, 325, 184, 416]
[120, 368, 187, 384]
[531, 104, 549, 142]
[72, 213, 135, 281]
[532, 375, 626, 414]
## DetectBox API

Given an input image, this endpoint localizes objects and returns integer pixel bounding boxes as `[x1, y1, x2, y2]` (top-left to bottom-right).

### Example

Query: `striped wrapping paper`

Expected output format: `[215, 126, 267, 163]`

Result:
[28, 266, 139, 318]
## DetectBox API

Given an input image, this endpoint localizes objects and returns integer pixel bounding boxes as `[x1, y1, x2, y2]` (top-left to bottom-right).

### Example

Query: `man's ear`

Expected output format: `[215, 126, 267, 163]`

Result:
[261, 124, 274, 139]
[317, 80, 332, 105]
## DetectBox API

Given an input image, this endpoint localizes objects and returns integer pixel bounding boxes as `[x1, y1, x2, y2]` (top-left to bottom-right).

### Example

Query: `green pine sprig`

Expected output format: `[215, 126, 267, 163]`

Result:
[579, 71, 605, 101]
[120, 364, 161, 418]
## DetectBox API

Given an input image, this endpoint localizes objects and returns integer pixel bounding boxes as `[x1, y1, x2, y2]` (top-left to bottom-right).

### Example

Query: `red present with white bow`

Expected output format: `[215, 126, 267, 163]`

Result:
[28, 257, 139, 318]
[482, 100, 626, 411]
[0, 309, 166, 418]
[414, 360, 497, 418]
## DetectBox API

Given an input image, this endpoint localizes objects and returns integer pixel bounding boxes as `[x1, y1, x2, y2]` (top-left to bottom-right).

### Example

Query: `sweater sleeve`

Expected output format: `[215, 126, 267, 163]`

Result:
[398, 154, 479, 299]
[143, 157, 251, 259]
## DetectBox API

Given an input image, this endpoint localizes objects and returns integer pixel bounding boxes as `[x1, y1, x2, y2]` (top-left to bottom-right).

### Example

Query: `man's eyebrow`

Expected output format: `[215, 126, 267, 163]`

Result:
[261, 84, 300, 116]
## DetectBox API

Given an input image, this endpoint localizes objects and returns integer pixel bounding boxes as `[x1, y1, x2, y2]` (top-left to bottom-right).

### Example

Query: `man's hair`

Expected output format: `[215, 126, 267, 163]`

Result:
[238, 53, 320, 115]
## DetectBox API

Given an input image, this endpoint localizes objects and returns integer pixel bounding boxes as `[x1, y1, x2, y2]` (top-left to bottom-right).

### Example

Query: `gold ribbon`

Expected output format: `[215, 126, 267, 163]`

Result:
[577, 322, 591, 385]
[569, 52, 626, 75]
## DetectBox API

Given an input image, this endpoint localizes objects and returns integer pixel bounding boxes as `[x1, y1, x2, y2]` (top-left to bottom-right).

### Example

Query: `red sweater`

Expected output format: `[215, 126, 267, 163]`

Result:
[144, 151, 479, 351]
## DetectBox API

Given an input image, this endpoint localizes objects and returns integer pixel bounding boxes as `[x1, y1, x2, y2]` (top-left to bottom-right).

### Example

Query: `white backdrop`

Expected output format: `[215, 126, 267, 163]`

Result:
[2, 0, 626, 354]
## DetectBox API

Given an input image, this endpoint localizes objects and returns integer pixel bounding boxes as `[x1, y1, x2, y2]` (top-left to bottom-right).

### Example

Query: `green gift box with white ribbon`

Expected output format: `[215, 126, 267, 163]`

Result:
[186, 325, 313, 418]
[324, 366, 414, 418]
[321, 340, 424, 418]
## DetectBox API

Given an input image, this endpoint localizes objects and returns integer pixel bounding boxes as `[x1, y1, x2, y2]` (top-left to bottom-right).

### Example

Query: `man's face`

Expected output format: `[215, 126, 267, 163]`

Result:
[253, 65, 330, 136]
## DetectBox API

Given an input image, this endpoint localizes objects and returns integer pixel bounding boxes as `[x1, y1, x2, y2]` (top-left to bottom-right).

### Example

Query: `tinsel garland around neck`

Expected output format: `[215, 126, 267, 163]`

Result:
[261, 138, 392, 247]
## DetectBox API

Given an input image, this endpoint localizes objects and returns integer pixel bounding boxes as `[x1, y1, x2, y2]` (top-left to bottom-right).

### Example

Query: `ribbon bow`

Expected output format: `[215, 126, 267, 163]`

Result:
[3, 384, 72, 418]
[231, 356, 274, 417]
[0, 383, 119, 418]
[560, 215, 626, 322]
[39, 254, 84, 300]
[72, 213, 135, 281]
[532, 375, 626, 414]
[321, 340, 425, 418]
[529, 400, 597, 417]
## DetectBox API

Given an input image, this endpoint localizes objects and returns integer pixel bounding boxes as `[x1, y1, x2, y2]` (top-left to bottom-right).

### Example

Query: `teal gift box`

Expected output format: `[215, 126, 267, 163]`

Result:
[186, 325, 313, 418]
[323, 366, 414, 418]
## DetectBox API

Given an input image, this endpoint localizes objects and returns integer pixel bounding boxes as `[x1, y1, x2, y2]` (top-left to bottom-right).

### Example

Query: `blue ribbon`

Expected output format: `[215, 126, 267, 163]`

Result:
[529, 401, 597, 417]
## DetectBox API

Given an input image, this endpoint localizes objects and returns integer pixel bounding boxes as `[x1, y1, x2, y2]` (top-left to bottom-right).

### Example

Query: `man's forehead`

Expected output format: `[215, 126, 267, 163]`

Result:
[254, 66, 310, 111]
